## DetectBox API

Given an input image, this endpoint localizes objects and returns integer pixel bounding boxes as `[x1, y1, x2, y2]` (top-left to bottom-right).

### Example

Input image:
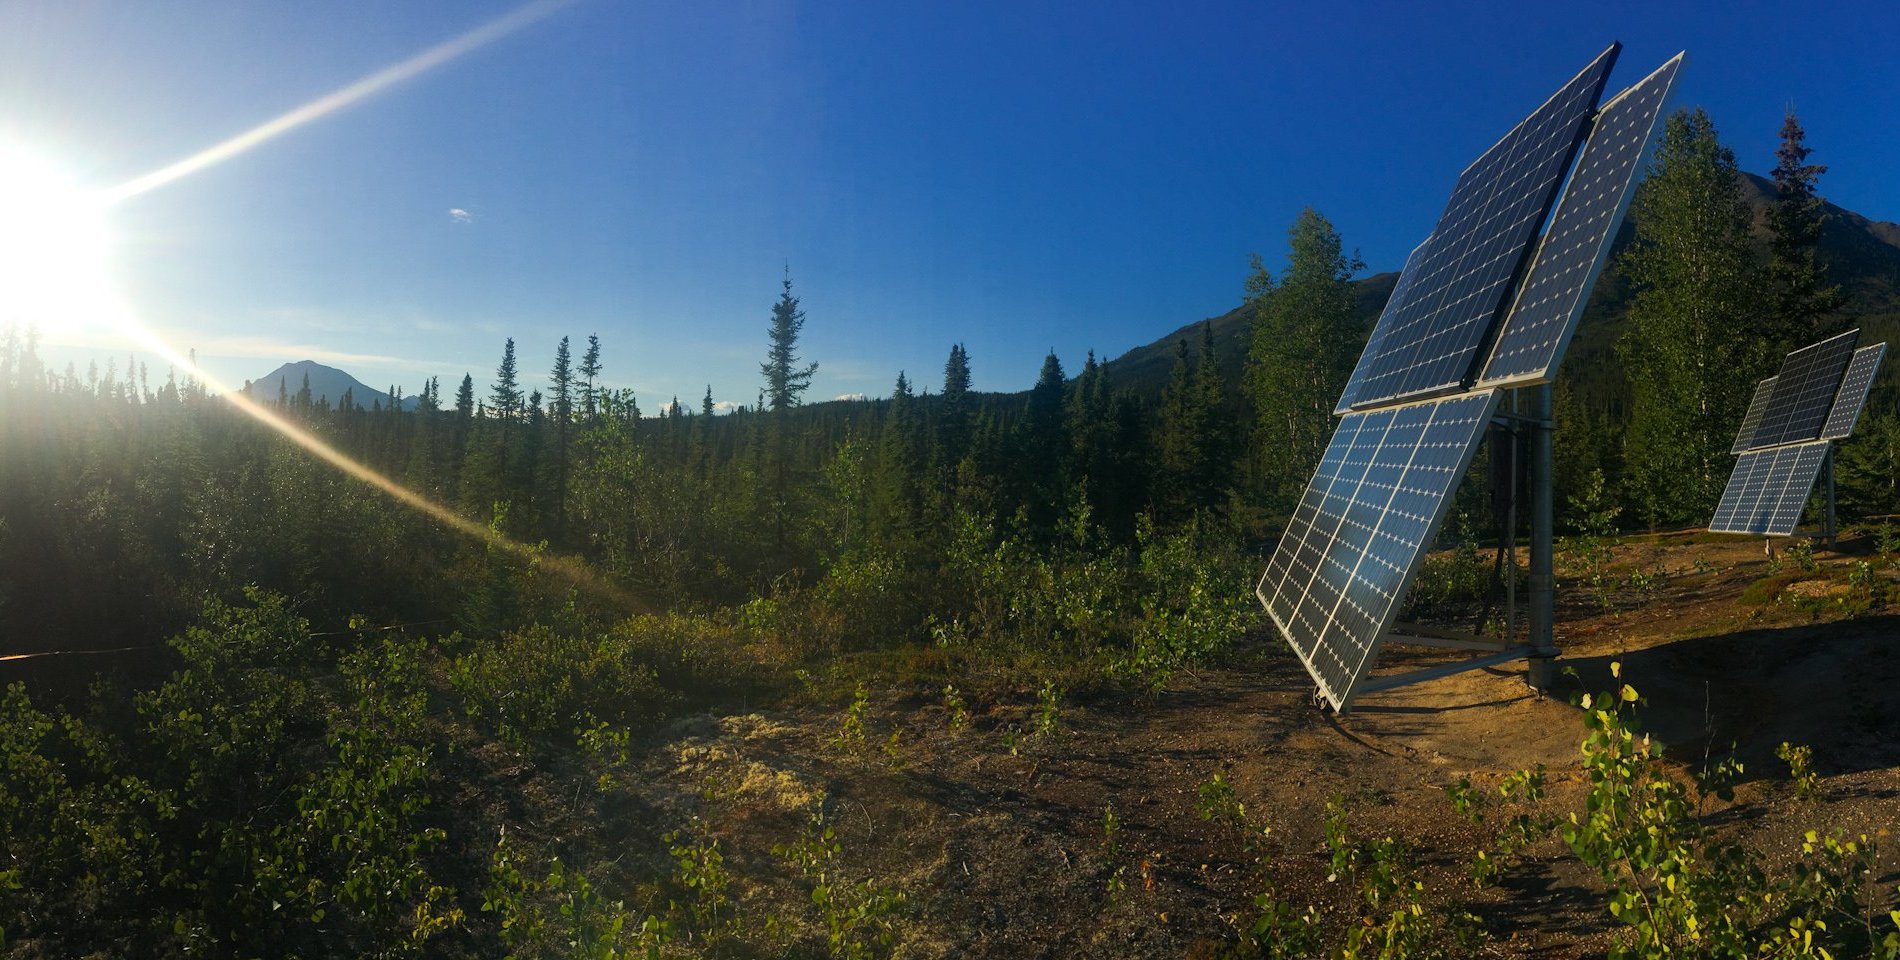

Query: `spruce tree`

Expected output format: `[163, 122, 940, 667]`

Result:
[1766, 110, 1842, 342]
[490, 338, 523, 421]
[759, 274, 817, 555]
[1617, 108, 1766, 526]
[939, 343, 973, 470]
[548, 336, 575, 536]
[877, 371, 924, 543]
[1191, 320, 1229, 509]
[1016, 351, 1069, 534]
[761, 275, 817, 412]
[1156, 337, 1208, 522]
[579, 333, 603, 421]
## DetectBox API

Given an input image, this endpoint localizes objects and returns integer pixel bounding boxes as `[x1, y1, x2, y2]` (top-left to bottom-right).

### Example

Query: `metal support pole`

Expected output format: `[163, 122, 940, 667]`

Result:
[1505, 395, 1518, 645]
[1823, 446, 1837, 548]
[1526, 384, 1557, 692]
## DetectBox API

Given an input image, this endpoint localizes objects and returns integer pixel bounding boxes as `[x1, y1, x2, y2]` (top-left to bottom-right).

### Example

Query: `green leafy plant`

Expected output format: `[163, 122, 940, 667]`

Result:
[1560, 662, 1891, 958]
[1778, 740, 1821, 801]
[832, 682, 870, 757]
[941, 684, 969, 732]
[1033, 679, 1062, 739]
[773, 813, 906, 959]
[1787, 537, 1820, 572]
[483, 831, 667, 960]
[664, 819, 734, 944]
[1101, 804, 1127, 899]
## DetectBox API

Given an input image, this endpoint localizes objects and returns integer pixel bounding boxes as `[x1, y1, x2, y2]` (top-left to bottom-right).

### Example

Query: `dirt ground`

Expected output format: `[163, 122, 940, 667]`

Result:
[628, 531, 1900, 958]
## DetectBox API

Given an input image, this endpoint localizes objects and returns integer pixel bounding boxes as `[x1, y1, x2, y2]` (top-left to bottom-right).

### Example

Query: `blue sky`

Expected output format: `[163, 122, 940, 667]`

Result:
[4, 0, 1896, 406]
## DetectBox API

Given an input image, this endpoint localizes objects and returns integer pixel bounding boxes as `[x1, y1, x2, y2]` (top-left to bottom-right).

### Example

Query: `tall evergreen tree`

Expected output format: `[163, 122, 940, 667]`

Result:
[1066, 352, 1142, 540]
[455, 374, 475, 420]
[579, 333, 603, 421]
[1155, 330, 1226, 523]
[876, 371, 925, 542]
[1015, 351, 1069, 533]
[490, 338, 523, 421]
[761, 275, 817, 412]
[939, 343, 973, 471]
[548, 336, 575, 536]
[1766, 110, 1842, 342]
[701, 385, 715, 417]
[1616, 108, 1766, 526]
[1243, 208, 1363, 513]
[759, 274, 817, 555]
[1191, 320, 1229, 506]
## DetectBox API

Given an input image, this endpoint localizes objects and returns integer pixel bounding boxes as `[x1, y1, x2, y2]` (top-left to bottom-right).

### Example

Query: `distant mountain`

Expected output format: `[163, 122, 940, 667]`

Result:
[243, 360, 418, 411]
[1100, 169, 1900, 405]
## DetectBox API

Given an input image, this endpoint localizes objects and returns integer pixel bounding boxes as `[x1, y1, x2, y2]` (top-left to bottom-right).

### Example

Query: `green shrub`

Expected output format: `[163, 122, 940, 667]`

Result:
[1560, 663, 1892, 958]
[449, 622, 679, 749]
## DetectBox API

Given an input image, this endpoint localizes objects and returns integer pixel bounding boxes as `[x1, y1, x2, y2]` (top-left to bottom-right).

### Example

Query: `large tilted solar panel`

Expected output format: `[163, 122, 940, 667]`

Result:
[1731, 377, 1778, 454]
[1749, 329, 1859, 449]
[1708, 441, 1830, 535]
[1346, 44, 1618, 410]
[1258, 390, 1500, 710]
[1336, 238, 1432, 414]
[1478, 55, 1683, 388]
[1820, 343, 1887, 440]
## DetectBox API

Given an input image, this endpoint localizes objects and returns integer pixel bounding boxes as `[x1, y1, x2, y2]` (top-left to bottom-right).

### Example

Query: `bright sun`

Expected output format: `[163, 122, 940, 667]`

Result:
[0, 146, 121, 338]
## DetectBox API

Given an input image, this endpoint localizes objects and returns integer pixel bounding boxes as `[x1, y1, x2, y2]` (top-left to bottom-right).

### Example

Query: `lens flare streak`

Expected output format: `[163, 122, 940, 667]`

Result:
[102, 0, 575, 205]
[112, 312, 636, 610]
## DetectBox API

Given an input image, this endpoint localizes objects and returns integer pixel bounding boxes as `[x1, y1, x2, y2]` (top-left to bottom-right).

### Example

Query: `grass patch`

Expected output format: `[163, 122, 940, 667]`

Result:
[1739, 571, 1817, 606]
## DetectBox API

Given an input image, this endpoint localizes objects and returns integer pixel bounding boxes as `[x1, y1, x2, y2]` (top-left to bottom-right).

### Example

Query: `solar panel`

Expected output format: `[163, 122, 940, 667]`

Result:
[1731, 377, 1778, 453]
[1819, 343, 1887, 440]
[1337, 237, 1432, 414]
[1347, 44, 1619, 410]
[1750, 329, 1859, 448]
[1259, 390, 1500, 711]
[1478, 55, 1682, 389]
[1709, 441, 1829, 535]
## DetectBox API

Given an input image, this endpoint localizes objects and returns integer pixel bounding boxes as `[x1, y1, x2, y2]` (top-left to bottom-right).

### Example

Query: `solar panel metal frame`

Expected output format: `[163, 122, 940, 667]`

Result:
[1258, 390, 1500, 712]
[1477, 54, 1683, 390]
[1819, 343, 1887, 441]
[1709, 441, 1830, 535]
[1346, 43, 1619, 411]
[1748, 329, 1860, 449]
[1731, 376, 1778, 454]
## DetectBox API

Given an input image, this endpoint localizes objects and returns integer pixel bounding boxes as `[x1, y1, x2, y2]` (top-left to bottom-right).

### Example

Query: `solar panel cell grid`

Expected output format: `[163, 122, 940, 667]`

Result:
[1336, 238, 1432, 414]
[1259, 391, 1499, 710]
[1732, 377, 1777, 454]
[1762, 444, 1830, 534]
[1820, 343, 1887, 441]
[1751, 330, 1859, 449]
[1348, 45, 1618, 410]
[1479, 55, 1682, 388]
[1709, 447, 1776, 532]
[1709, 442, 1830, 535]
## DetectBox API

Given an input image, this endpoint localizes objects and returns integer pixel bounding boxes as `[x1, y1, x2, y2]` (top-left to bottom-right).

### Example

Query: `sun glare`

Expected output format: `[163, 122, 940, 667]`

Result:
[0, 146, 118, 338]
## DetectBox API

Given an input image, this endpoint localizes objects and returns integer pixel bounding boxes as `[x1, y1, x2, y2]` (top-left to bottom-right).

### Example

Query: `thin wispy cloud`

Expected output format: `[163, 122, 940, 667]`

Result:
[833, 392, 867, 402]
[182, 333, 430, 370]
[448, 207, 473, 225]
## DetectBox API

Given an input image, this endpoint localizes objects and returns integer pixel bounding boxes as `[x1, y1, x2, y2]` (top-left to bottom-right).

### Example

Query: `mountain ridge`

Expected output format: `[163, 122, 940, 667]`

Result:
[243, 360, 419, 412]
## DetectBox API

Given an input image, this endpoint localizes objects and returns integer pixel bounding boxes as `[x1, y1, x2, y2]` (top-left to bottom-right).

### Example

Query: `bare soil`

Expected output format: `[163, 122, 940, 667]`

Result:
[627, 531, 1900, 958]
